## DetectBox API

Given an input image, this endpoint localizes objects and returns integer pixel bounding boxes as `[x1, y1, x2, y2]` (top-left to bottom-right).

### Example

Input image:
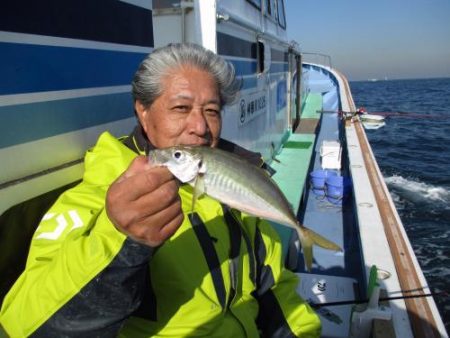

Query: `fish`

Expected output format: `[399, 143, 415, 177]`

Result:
[148, 145, 342, 271]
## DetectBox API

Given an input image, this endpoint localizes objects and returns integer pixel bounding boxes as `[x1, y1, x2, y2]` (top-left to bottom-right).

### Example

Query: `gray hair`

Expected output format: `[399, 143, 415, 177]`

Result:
[132, 43, 240, 107]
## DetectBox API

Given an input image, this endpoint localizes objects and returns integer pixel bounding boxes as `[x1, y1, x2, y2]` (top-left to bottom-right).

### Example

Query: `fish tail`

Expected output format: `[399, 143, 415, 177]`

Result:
[297, 230, 314, 272]
[295, 225, 342, 272]
[299, 226, 342, 252]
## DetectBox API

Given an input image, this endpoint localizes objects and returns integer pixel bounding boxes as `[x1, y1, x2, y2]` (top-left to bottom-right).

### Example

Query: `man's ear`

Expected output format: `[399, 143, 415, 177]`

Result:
[134, 100, 148, 133]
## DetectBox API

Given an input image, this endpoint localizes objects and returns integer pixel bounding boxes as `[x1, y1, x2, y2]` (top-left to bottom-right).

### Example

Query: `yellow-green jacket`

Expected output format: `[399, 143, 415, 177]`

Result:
[0, 131, 320, 337]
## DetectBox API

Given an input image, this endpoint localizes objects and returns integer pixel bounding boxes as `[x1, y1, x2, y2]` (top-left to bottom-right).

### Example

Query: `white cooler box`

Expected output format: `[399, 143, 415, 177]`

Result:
[320, 140, 342, 170]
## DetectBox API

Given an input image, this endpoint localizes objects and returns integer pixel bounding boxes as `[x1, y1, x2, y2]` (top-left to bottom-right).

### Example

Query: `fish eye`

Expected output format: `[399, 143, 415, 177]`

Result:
[173, 151, 182, 159]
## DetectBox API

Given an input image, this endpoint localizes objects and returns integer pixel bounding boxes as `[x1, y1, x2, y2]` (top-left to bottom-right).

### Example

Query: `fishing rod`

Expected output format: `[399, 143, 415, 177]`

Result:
[361, 111, 446, 119]
[317, 109, 447, 119]
[309, 290, 448, 309]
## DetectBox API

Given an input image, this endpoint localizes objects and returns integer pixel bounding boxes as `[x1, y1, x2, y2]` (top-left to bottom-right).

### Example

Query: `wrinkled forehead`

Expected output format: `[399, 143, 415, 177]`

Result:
[162, 66, 218, 92]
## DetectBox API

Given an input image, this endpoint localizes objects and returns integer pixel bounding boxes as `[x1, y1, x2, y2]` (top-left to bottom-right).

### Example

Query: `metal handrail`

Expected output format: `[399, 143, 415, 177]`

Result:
[301, 52, 332, 69]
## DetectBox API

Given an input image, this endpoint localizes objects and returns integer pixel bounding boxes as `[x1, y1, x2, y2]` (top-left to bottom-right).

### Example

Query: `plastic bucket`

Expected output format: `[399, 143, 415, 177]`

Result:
[325, 175, 352, 204]
[310, 170, 337, 196]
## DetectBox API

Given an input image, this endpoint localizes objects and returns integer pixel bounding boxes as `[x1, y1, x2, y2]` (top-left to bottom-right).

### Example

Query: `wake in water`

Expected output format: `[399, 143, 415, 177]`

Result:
[384, 175, 450, 209]
[384, 174, 450, 326]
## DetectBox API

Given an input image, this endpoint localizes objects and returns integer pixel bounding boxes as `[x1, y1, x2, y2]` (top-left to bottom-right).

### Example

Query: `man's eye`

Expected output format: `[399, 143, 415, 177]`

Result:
[174, 106, 189, 112]
[205, 108, 220, 116]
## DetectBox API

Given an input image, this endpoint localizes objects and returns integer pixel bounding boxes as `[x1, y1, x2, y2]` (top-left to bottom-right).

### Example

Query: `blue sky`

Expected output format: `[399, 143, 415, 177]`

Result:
[285, 0, 450, 81]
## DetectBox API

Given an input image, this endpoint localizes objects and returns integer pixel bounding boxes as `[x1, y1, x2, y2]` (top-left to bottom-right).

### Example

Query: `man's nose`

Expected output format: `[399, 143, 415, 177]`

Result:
[187, 108, 208, 135]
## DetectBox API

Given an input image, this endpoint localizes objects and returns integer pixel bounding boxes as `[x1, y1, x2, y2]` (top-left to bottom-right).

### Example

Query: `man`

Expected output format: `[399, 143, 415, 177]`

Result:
[0, 43, 320, 337]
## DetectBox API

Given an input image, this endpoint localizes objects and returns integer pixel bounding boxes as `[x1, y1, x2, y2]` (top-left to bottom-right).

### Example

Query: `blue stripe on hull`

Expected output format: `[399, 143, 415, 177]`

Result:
[228, 60, 257, 76]
[0, 93, 134, 148]
[0, 42, 148, 95]
[1, 0, 154, 47]
[269, 63, 289, 73]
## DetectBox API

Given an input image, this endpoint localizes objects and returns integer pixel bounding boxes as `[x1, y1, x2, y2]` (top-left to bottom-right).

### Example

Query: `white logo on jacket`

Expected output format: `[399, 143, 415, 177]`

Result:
[36, 210, 83, 240]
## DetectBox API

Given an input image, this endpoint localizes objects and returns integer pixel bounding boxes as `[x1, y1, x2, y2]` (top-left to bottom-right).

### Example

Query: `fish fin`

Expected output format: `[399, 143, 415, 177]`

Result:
[191, 173, 206, 211]
[298, 228, 314, 272]
[301, 225, 342, 252]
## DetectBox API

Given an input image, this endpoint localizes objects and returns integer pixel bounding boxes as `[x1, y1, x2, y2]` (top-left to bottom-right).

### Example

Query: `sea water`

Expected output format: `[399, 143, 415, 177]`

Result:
[351, 78, 450, 331]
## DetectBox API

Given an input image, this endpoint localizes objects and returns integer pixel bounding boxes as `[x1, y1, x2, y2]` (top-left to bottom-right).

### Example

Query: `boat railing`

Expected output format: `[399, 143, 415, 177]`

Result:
[301, 52, 333, 69]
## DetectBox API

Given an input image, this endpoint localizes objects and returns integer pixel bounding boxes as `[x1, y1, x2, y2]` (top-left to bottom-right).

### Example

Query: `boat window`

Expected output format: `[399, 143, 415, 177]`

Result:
[246, 0, 261, 9]
[257, 40, 265, 73]
[264, 0, 277, 20]
[277, 0, 286, 28]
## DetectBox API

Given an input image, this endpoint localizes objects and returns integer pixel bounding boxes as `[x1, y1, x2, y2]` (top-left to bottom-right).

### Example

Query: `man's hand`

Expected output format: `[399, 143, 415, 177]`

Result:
[106, 156, 184, 247]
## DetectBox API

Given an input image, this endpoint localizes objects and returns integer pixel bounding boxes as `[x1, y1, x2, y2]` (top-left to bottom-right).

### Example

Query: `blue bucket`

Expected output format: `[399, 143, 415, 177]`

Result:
[310, 170, 338, 196]
[326, 175, 352, 204]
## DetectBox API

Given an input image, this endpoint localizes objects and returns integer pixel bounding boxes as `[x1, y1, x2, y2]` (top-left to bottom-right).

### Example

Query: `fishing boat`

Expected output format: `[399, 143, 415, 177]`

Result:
[0, 0, 447, 337]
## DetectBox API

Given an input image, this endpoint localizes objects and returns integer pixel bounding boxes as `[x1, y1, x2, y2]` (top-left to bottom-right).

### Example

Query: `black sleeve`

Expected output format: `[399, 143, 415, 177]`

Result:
[31, 238, 154, 338]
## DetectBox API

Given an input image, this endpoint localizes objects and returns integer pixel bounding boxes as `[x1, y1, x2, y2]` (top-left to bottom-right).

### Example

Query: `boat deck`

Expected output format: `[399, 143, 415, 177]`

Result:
[270, 67, 365, 337]
[272, 81, 363, 280]
[298, 100, 363, 279]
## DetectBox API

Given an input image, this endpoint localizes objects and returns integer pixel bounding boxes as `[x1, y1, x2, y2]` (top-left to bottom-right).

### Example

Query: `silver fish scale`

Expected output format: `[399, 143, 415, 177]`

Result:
[194, 147, 297, 227]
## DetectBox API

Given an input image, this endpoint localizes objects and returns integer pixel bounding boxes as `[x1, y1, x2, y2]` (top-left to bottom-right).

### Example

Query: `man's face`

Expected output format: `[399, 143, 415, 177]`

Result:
[136, 66, 222, 148]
